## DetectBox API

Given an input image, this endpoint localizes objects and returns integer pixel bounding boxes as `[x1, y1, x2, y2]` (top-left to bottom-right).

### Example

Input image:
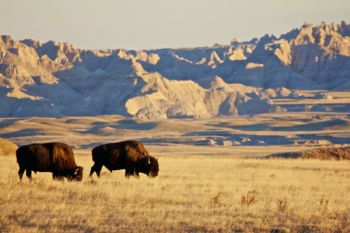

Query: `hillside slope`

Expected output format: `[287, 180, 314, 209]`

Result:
[0, 21, 349, 118]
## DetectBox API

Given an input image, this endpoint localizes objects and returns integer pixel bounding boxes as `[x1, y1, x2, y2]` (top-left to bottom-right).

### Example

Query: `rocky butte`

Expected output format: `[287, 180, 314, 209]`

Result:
[0, 21, 349, 119]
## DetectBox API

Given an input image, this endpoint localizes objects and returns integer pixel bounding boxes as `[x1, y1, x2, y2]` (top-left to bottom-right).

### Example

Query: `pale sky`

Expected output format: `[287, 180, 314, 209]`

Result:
[1, 0, 350, 50]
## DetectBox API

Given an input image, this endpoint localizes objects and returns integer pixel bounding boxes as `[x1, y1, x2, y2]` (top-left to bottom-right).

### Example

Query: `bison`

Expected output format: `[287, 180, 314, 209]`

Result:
[89, 140, 159, 178]
[16, 142, 83, 181]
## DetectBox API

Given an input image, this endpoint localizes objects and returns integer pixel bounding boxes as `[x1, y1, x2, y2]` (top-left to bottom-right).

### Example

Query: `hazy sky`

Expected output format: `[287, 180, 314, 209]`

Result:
[2, 0, 350, 50]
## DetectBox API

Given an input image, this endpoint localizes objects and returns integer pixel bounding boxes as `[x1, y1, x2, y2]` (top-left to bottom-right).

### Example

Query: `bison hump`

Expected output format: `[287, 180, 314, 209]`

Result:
[125, 141, 149, 161]
[52, 145, 77, 171]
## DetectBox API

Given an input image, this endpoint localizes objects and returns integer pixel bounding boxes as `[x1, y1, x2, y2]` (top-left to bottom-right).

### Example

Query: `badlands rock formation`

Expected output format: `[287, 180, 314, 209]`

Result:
[0, 22, 349, 119]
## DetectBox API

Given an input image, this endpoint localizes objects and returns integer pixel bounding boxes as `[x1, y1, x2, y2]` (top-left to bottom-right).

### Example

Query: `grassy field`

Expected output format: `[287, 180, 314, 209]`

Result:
[1, 152, 350, 233]
[1, 113, 349, 232]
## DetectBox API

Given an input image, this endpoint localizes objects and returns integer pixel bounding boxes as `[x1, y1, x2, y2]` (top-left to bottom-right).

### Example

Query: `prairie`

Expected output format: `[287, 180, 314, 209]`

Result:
[0, 113, 350, 232]
[1, 153, 350, 232]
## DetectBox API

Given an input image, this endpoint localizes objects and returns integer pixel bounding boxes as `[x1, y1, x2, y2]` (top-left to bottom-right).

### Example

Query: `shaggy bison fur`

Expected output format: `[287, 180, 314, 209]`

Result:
[16, 142, 83, 181]
[90, 140, 159, 178]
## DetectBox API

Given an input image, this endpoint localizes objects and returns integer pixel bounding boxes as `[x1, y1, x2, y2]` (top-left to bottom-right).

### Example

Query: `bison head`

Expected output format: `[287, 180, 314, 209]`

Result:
[66, 166, 84, 181]
[148, 156, 159, 177]
[138, 156, 159, 177]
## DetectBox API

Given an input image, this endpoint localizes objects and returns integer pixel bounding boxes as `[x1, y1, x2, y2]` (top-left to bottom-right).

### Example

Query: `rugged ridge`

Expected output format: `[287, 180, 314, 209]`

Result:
[0, 21, 349, 119]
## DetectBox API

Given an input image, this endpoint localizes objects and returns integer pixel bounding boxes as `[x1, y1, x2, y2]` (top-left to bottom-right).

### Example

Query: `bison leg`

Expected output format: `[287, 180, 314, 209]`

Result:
[90, 163, 103, 177]
[125, 167, 139, 178]
[18, 167, 25, 180]
[125, 168, 133, 178]
[125, 160, 138, 178]
[53, 173, 64, 181]
[133, 169, 140, 178]
[25, 169, 32, 180]
[125, 162, 135, 177]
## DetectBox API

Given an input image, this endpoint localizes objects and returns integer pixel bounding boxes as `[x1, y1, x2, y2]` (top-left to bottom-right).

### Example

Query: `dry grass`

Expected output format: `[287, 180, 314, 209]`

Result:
[1, 153, 350, 232]
[0, 138, 17, 156]
[267, 146, 350, 160]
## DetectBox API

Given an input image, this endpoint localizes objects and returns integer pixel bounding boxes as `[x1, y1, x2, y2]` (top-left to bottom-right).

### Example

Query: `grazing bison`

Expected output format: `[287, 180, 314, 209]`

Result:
[16, 142, 83, 181]
[90, 140, 159, 178]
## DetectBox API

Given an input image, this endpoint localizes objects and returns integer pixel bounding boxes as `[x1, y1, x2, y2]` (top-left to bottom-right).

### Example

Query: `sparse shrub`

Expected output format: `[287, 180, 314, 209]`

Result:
[210, 192, 222, 206]
[319, 198, 329, 212]
[276, 197, 288, 213]
[240, 190, 258, 207]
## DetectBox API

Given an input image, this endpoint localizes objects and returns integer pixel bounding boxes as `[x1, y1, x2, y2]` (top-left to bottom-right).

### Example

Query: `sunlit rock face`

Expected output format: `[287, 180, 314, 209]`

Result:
[0, 22, 349, 118]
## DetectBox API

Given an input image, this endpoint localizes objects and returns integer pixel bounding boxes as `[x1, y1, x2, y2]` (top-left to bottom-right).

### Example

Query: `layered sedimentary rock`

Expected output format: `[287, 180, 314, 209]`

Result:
[0, 22, 349, 118]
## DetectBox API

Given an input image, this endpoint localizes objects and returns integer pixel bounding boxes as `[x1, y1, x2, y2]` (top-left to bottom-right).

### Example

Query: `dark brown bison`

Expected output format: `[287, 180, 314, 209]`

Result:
[16, 142, 83, 181]
[89, 140, 159, 178]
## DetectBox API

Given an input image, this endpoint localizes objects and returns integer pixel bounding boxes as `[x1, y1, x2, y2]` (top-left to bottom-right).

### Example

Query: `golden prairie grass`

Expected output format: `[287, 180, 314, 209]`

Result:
[1, 154, 350, 233]
[0, 138, 17, 156]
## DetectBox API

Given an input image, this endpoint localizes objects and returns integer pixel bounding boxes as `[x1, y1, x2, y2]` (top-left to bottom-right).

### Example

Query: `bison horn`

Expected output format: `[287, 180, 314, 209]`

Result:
[148, 157, 151, 164]
[75, 166, 83, 175]
[75, 168, 79, 174]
